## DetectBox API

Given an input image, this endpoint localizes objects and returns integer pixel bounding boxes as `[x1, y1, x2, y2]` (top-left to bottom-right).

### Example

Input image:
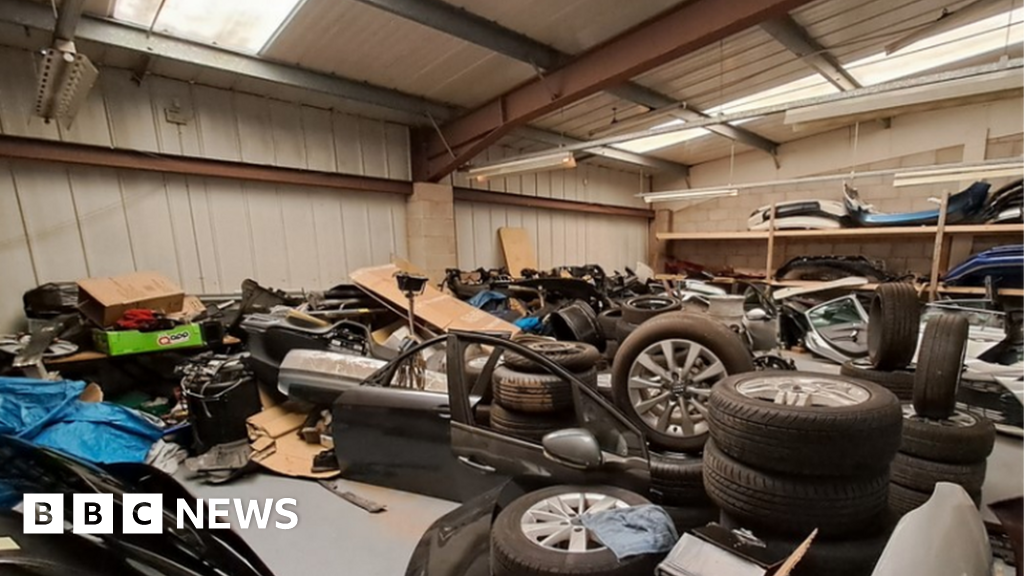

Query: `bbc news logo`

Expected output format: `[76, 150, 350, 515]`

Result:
[23, 495, 298, 534]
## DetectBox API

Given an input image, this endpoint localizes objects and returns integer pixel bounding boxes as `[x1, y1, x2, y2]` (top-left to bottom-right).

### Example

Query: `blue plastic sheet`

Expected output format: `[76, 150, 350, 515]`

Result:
[0, 376, 162, 464]
[467, 290, 507, 309]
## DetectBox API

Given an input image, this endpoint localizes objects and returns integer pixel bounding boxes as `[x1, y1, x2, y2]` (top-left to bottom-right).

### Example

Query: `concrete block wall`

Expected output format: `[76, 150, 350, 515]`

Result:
[407, 183, 458, 283]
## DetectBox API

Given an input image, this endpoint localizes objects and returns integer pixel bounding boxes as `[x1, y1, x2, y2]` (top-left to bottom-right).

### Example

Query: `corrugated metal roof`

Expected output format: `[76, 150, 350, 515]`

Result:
[261, 0, 535, 108]
[443, 0, 687, 55]
[530, 0, 1020, 165]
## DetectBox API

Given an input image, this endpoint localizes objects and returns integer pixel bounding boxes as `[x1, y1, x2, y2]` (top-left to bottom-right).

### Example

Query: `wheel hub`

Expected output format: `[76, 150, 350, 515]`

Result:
[519, 493, 628, 553]
[736, 376, 871, 407]
[626, 338, 726, 438]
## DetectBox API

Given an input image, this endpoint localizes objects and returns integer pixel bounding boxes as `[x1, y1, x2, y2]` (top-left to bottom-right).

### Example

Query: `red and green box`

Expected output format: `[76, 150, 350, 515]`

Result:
[94, 324, 204, 356]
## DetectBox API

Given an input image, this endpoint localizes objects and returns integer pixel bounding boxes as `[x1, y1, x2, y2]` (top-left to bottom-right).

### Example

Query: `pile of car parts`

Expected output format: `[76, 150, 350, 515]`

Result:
[705, 371, 903, 576]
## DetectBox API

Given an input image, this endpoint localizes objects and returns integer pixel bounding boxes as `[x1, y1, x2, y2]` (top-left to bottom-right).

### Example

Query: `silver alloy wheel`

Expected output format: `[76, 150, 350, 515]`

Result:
[902, 404, 978, 427]
[626, 339, 725, 438]
[735, 375, 871, 407]
[519, 492, 628, 552]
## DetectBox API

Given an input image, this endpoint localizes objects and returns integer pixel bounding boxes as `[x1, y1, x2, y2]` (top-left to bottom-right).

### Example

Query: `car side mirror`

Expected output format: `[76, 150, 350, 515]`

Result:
[746, 308, 768, 321]
[542, 428, 602, 469]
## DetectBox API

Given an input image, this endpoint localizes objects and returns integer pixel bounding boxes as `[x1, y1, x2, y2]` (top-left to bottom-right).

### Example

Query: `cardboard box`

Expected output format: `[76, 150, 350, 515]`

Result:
[94, 324, 204, 356]
[77, 271, 185, 327]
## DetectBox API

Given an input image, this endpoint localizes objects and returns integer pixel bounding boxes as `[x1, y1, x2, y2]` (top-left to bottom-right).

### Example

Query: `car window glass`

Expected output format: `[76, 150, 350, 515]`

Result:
[808, 298, 864, 328]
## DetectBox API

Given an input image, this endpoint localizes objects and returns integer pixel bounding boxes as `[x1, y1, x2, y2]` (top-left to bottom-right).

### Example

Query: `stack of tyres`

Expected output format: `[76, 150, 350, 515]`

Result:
[705, 371, 903, 576]
[890, 312, 995, 514]
[613, 295, 682, 342]
[841, 282, 921, 400]
[489, 341, 600, 441]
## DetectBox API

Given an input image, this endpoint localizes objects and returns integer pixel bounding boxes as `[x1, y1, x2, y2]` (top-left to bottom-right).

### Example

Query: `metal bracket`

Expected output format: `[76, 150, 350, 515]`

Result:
[426, 112, 457, 161]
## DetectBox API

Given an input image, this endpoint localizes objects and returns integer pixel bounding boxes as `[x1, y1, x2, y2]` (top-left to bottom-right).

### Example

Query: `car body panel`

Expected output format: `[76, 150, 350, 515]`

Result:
[0, 436, 275, 576]
[845, 181, 990, 227]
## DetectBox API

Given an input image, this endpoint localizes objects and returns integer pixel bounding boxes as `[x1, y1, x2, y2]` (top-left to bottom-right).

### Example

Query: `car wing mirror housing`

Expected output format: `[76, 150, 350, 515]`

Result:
[542, 428, 603, 469]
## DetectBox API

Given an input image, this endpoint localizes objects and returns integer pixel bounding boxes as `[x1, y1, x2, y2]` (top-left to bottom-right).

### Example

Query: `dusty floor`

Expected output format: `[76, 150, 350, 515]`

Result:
[179, 351, 1023, 575]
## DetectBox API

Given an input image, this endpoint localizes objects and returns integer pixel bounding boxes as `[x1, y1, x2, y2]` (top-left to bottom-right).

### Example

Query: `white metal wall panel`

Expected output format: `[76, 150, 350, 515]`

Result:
[453, 202, 648, 273]
[0, 47, 411, 180]
[0, 159, 408, 331]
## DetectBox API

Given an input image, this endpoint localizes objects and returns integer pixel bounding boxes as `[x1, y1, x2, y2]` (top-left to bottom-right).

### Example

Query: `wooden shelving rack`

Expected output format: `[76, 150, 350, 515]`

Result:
[656, 215, 1024, 300]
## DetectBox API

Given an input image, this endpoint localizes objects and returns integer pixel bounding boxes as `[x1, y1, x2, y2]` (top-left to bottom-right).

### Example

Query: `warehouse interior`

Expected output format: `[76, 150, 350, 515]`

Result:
[0, 0, 1021, 575]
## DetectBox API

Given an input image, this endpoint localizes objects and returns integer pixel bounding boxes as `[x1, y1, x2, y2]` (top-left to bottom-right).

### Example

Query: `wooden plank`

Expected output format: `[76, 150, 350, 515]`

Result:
[929, 192, 950, 301]
[765, 202, 777, 279]
[499, 227, 538, 277]
[658, 230, 769, 240]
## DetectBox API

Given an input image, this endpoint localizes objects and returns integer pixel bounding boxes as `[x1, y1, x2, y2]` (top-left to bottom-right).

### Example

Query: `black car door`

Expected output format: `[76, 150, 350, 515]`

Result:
[446, 333, 650, 494]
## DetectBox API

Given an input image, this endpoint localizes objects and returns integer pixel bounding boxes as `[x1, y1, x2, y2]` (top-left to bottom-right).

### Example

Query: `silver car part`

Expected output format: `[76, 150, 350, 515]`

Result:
[626, 339, 724, 438]
[871, 483, 991, 576]
[520, 492, 628, 552]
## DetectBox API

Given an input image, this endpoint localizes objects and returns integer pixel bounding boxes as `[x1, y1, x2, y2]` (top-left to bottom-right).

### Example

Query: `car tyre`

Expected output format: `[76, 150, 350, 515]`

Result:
[889, 481, 981, 516]
[890, 452, 986, 494]
[912, 314, 969, 419]
[613, 318, 639, 343]
[490, 485, 661, 576]
[899, 406, 996, 464]
[707, 372, 902, 477]
[597, 309, 622, 341]
[488, 403, 575, 442]
[621, 295, 682, 324]
[492, 365, 596, 413]
[839, 359, 914, 400]
[504, 341, 601, 374]
[868, 282, 920, 370]
[612, 313, 754, 453]
[649, 452, 709, 506]
[703, 440, 889, 537]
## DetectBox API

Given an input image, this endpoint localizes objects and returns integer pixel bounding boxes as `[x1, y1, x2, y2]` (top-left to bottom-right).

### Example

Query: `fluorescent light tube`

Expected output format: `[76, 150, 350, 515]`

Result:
[642, 189, 739, 203]
[463, 151, 576, 181]
[893, 162, 1022, 187]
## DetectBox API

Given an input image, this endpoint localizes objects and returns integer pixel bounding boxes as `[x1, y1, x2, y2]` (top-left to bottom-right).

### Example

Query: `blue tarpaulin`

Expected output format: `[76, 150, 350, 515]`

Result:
[0, 377, 162, 464]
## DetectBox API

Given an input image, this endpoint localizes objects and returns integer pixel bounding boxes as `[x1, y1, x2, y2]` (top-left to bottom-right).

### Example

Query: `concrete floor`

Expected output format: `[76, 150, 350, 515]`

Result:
[180, 351, 1022, 575]
[178, 472, 458, 576]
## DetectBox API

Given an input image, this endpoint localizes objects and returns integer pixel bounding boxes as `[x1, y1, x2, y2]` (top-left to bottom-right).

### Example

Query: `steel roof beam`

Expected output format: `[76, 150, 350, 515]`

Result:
[408, 0, 812, 181]
[514, 127, 688, 176]
[355, 0, 776, 159]
[761, 15, 862, 91]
